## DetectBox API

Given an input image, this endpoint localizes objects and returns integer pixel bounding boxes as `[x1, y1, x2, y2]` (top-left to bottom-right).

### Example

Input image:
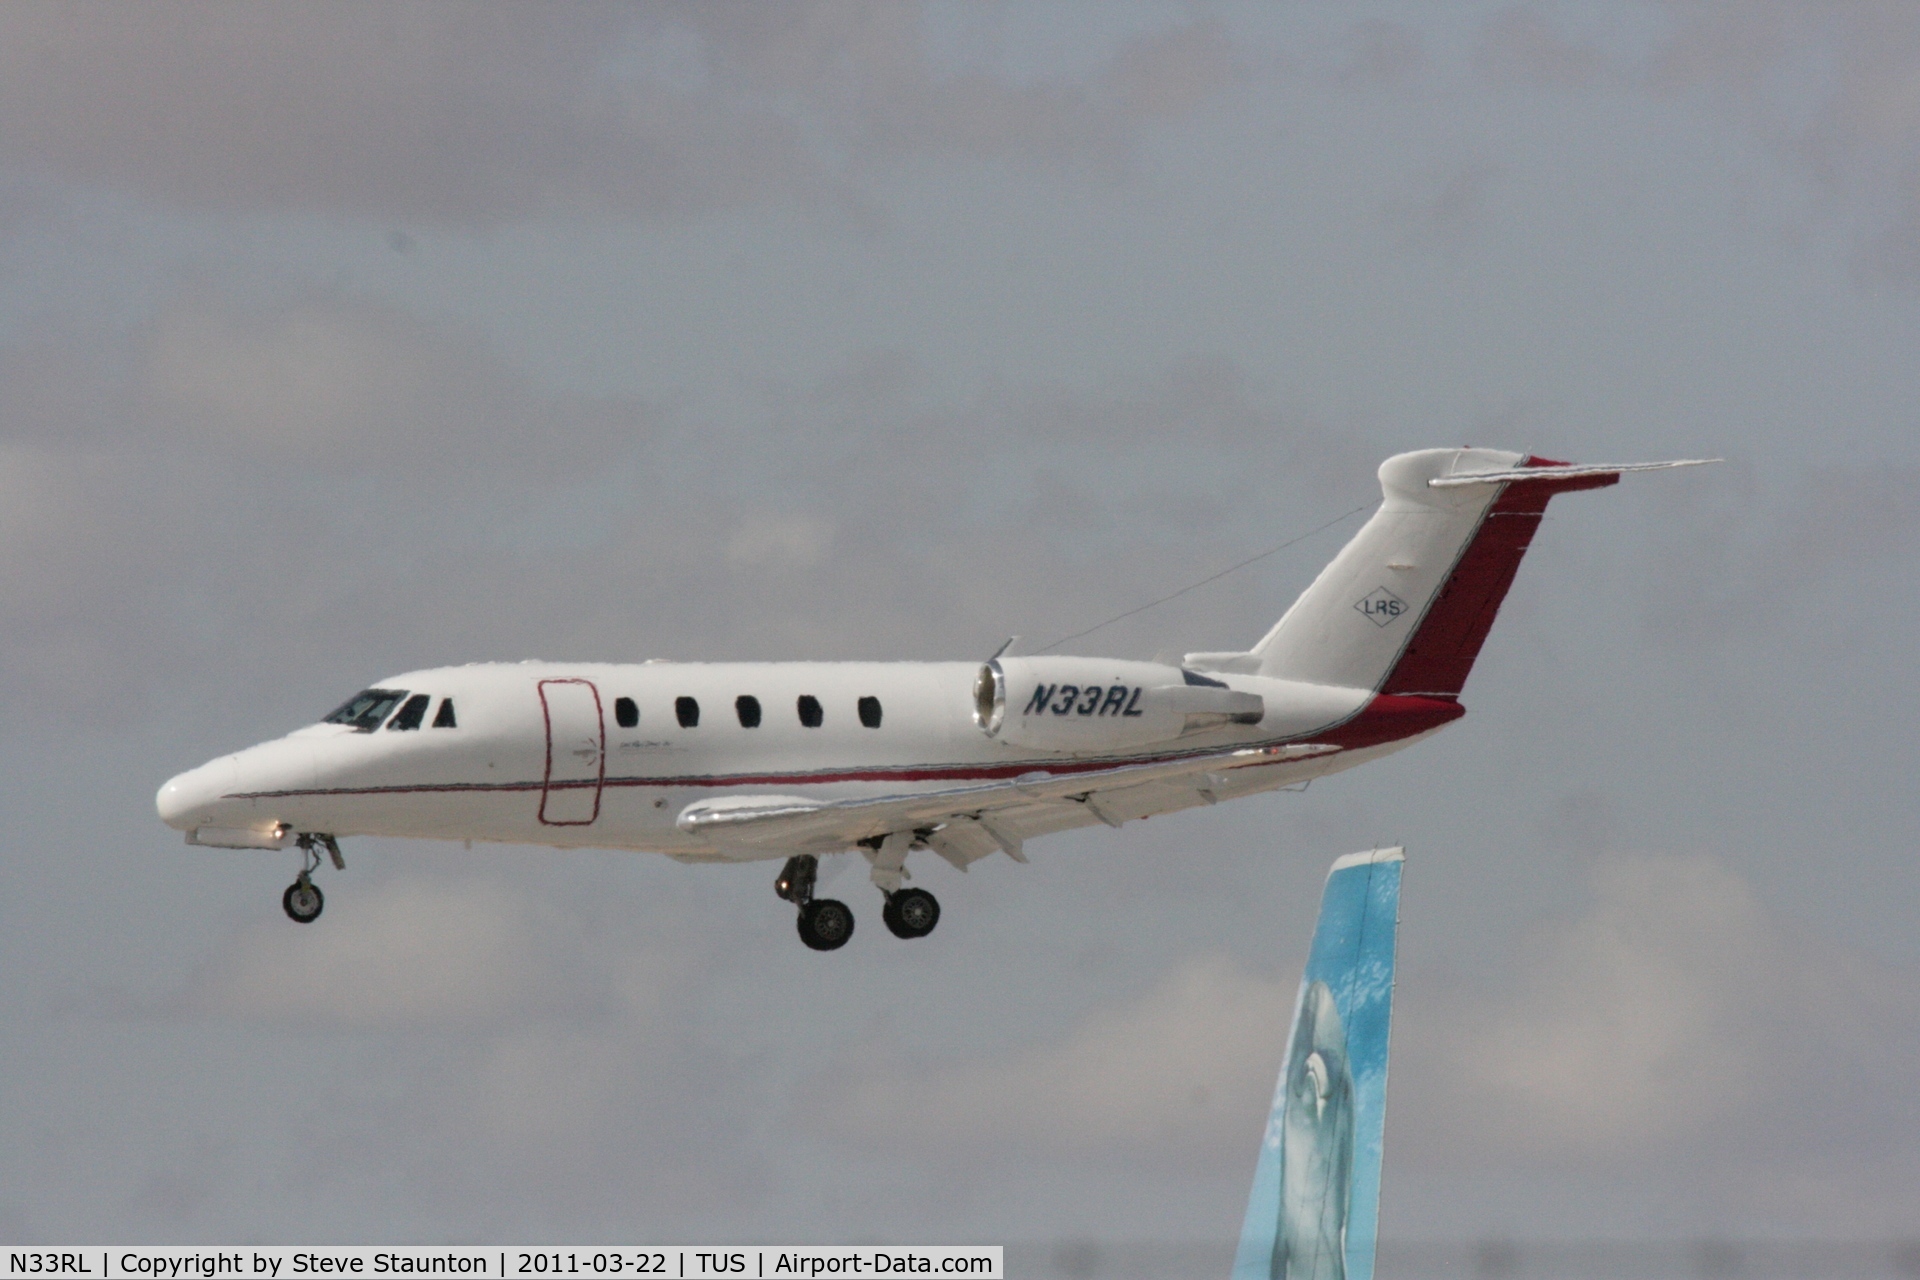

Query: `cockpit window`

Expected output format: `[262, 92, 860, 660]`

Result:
[387, 693, 432, 731]
[432, 698, 457, 728]
[323, 688, 409, 732]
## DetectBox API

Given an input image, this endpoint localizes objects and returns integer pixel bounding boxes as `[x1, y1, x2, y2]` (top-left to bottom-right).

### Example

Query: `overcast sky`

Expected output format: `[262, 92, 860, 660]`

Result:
[2, 0, 1918, 1259]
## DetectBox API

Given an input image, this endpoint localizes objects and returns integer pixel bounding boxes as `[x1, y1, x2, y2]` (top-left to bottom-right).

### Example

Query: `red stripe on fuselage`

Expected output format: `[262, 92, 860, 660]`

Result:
[1379, 456, 1615, 699]
[224, 692, 1464, 803]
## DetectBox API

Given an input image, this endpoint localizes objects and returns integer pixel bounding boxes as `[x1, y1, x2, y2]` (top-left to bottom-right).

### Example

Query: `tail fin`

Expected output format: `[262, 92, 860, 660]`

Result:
[1233, 847, 1404, 1280]
[1247, 449, 1710, 696]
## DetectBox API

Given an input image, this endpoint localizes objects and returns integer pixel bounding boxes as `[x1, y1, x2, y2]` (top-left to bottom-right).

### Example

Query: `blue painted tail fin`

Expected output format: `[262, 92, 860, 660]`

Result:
[1233, 848, 1404, 1280]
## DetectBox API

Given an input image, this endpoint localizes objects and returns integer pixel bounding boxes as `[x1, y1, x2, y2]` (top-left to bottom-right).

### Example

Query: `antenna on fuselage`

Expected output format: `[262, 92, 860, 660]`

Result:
[1032, 502, 1372, 654]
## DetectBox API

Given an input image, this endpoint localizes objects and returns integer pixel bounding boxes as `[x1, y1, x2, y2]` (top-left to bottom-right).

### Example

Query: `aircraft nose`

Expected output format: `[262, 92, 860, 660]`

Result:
[155, 758, 238, 830]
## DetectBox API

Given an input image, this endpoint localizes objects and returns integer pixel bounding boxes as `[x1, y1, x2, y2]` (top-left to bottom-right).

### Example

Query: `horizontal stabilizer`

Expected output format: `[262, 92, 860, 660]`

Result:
[1428, 457, 1719, 488]
[1252, 447, 1717, 698]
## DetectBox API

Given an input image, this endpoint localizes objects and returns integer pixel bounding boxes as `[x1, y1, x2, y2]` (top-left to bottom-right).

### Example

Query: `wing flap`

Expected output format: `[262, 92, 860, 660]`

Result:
[675, 743, 1336, 853]
[924, 818, 1003, 871]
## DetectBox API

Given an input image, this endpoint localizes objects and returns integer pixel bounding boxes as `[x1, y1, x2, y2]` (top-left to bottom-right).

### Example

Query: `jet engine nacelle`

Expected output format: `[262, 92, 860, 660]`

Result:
[973, 657, 1264, 753]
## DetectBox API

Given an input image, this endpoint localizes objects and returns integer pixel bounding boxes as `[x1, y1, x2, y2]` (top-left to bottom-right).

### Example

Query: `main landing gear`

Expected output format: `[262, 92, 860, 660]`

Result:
[283, 833, 342, 924]
[864, 832, 940, 942]
[774, 843, 945, 950]
[776, 854, 855, 951]
[882, 887, 939, 940]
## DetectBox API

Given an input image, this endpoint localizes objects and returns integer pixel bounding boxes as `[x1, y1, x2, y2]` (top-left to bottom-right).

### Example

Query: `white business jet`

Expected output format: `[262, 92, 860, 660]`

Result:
[156, 447, 1707, 949]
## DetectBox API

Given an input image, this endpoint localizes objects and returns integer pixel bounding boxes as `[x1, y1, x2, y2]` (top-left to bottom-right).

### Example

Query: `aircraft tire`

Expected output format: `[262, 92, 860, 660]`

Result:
[797, 898, 854, 951]
[282, 879, 324, 924]
[884, 888, 939, 939]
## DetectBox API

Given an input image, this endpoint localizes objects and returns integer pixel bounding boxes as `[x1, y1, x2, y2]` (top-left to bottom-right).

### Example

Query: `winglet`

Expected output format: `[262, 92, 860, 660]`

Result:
[1233, 848, 1403, 1280]
[1427, 457, 1720, 488]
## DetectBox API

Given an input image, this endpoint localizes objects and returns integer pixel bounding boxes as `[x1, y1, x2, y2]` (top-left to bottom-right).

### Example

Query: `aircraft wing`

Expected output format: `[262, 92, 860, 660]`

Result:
[676, 743, 1337, 863]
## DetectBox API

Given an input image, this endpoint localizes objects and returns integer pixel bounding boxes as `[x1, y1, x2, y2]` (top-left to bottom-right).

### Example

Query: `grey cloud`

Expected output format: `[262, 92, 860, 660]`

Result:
[0, 2, 1236, 227]
[1395, 855, 1920, 1225]
[1339, 20, 1426, 89]
[116, 859, 765, 1231]
[127, 1139, 226, 1228]
[1648, 2, 1809, 111]
[1, 287, 659, 472]
[1487, 2, 1920, 289]
[0, 5, 641, 224]
[6, 4, 1918, 1247]
[0, 445, 197, 713]
[666, 6, 1236, 169]
[1474, 7, 1607, 89]
[800, 851, 1920, 1225]
[0, 289, 662, 719]
[134, 291, 658, 474]
[180, 876, 634, 1028]
[1382, 162, 1504, 256]
[804, 955, 1289, 1163]
[0, 290, 1370, 736]
[1639, 461, 1920, 654]
[292, 1027, 767, 1230]
[725, 513, 837, 571]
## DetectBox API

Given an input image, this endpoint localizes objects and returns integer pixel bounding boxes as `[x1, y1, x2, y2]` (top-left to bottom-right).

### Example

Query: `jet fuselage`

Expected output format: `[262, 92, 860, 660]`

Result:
[156, 659, 1445, 860]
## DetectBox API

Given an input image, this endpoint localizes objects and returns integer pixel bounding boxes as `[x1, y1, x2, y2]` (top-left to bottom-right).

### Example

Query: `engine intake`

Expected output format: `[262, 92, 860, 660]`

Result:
[974, 657, 1264, 753]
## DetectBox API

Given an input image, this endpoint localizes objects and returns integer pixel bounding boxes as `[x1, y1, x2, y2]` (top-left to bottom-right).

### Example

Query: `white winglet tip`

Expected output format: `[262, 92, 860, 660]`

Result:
[1328, 846, 1405, 874]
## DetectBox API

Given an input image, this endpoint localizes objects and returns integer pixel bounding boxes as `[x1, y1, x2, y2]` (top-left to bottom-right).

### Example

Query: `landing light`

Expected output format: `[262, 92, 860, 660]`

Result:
[186, 823, 293, 850]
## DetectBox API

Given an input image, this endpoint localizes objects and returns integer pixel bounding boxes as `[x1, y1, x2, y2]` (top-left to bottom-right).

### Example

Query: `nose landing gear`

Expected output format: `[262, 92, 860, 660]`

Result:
[283, 877, 323, 923]
[776, 854, 854, 951]
[282, 834, 342, 924]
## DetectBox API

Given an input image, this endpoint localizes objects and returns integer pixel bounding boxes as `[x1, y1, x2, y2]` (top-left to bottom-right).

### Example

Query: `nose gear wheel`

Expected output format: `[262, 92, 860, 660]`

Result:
[282, 877, 324, 923]
[280, 833, 340, 923]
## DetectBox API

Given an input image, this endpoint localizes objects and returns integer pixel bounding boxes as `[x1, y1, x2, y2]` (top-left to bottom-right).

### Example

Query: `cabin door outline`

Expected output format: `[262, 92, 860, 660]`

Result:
[538, 678, 606, 826]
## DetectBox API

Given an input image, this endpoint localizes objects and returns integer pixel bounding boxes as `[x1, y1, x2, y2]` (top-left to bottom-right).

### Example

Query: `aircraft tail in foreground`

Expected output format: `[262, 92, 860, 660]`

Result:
[1234, 847, 1404, 1280]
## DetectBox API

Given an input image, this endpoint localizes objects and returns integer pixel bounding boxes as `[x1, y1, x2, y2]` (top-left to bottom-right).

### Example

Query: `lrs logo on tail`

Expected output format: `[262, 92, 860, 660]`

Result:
[1235, 848, 1403, 1280]
[1352, 588, 1407, 628]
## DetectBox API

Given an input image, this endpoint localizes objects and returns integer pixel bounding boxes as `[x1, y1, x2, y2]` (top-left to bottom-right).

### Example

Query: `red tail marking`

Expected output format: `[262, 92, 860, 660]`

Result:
[1320, 693, 1465, 749]
[1379, 456, 1615, 698]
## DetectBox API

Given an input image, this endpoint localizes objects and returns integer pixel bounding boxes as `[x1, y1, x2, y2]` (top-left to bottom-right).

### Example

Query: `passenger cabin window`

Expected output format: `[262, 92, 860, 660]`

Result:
[432, 698, 457, 728]
[676, 696, 700, 728]
[736, 695, 762, 728]
[858, 696, 883, 729]
[387, 693, 432, 731]
[615, 697, 639, 729]
[324, 688, 408, 733]
[797, 695, 823, 728]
